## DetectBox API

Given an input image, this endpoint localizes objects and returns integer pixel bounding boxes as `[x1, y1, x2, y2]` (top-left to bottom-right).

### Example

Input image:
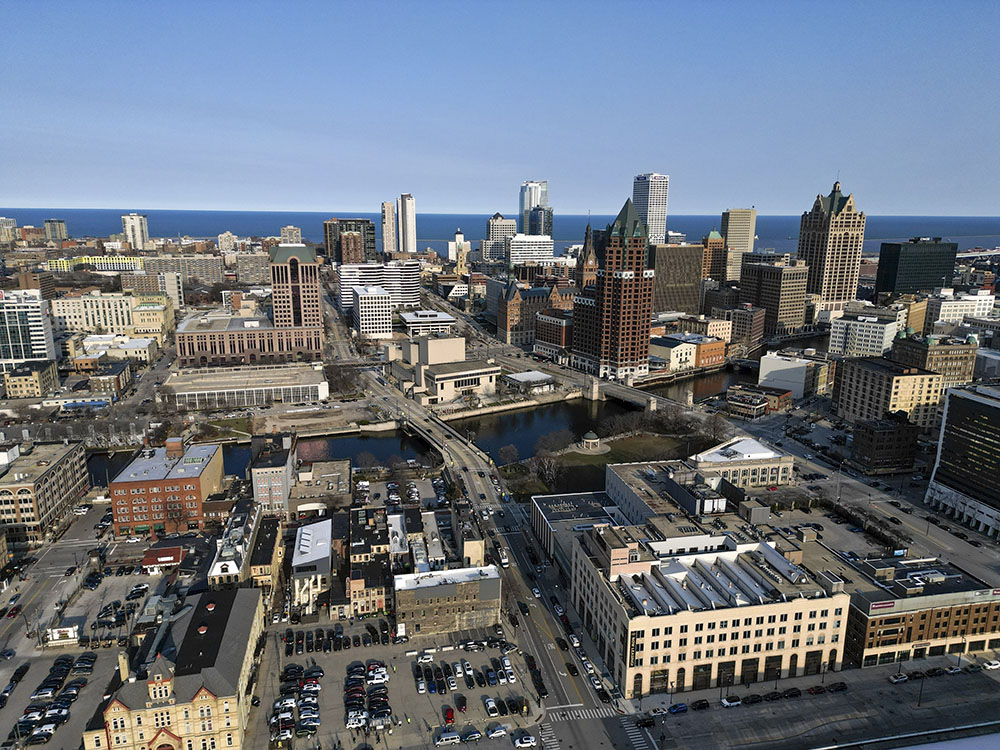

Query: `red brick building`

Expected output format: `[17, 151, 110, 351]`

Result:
[498, 282, 575, 346]
[110, 439, 224, 537]
[534, 308, 573, 361]
[571, 201, 654, 381]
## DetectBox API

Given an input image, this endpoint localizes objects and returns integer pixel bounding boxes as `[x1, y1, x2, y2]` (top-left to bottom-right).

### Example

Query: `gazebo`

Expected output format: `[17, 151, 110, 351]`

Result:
[581, 431, 601, 451]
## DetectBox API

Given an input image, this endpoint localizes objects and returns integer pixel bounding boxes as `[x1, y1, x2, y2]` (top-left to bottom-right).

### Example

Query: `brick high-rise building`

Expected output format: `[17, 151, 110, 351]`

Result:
[889, 334, 977, 389]
[650, 243, 702, 314]
[571, 200, 654, 380]
[324, 218, 377, 264]
[739, 261, 809, 336]
[797, 181, 866, 313]
[574, 224, 599, 289]
[270, 245, 322, 329]
[701, 230, 727, 281]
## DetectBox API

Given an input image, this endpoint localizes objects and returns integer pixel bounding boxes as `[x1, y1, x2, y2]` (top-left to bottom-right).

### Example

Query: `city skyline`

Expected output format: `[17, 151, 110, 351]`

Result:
[2, 2, 997, 215]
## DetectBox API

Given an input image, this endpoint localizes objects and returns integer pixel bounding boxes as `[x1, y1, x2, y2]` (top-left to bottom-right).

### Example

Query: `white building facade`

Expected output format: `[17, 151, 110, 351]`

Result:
[352, 286, 393, 339]
[396, 193, 416, 253]
[483, 213, 518, 261]
[0, 290, 57, 371]
[829, 315, 898, 357]
[121, 213, 149, 250]
[505, 234, 554, 265]
[632, 173, 669, 244]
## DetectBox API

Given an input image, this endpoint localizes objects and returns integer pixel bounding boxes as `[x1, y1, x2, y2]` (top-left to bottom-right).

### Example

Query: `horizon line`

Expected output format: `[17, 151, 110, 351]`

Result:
[0, 205, 997, 220]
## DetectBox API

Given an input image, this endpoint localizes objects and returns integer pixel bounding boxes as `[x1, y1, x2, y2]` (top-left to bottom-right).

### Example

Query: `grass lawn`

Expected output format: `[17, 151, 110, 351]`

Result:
[207, 416, 252, 435]
[560, 434, 685, 467]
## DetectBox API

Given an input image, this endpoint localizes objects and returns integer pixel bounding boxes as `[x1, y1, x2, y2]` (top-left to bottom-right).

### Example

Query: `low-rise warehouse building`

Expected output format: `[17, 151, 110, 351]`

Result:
[394, 566, 502, 636]
[162, 363, 329, 409]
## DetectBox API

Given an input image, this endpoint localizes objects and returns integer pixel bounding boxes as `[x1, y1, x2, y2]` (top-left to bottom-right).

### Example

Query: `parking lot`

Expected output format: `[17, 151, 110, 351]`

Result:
[248, 622, 543, 749]
[363, 479, 442, 509]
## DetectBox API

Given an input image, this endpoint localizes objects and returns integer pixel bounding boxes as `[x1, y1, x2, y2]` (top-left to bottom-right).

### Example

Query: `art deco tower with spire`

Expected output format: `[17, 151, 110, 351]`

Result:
[797, 181, 866, 313]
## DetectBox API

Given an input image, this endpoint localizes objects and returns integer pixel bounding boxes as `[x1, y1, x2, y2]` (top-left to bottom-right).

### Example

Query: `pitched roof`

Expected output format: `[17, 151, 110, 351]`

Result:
[269, 244, 317, 264]
[504, 281, 521, 301]
[608, 199, 647, 240]
[816, 181, 852, 215]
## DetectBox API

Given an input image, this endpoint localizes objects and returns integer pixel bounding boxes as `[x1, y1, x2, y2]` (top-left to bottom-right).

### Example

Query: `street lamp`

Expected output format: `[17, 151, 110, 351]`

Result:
[821, 661, 828, 684]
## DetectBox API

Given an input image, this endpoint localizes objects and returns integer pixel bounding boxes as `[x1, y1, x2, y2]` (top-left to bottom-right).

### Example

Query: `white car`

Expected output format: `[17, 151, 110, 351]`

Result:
[447, 675, 457, 690]
[983, 660, 1000, 670]
[589, 675, 602, 690]
[506, 668, 517, 683]
[888, 673, 908, 684]
[453, 662, 463, 677]
[273, 697, 296, 710]
[462, 659, 472, 674]
[582, 660, 595, 675]
[417, 652, 433, 664]
[721, 695, 742, 707]
[569, 634, 580, 648]
[502, 657, 512, 670]
[532, 588, 541, 599]
[125, 536, 142, 543]
[486, 725, 507, 739]
[271, 729, 293, 742]
[484, 698, 499, 717]
[649, 707, 668, 716]
[554, 605, 564, 617]
[514, 735, 537, 748]
[417, 679, 426, 694]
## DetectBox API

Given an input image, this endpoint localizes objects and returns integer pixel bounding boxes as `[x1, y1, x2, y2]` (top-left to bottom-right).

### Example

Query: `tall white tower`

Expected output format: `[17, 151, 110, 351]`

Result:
[519, 180, 549, 233]
[631, 173, 669, 244]
[396, 193, 416, 253]
[381, 201, 397, 254]
[121, 213, 149, 251]
[721, 208, 757, 254]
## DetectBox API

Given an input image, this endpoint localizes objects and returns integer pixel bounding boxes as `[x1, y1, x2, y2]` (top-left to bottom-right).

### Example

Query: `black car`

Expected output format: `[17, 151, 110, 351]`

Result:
[496, 698, 508, 716]
[636, 717, 655, 728]
[555, 638, 568, 651]
[764, 691, 782, 702]
[352, 635, 361, 647]
[596, 688, 610, 703]
[743, 694, 763, 705]
[827, 682, 848, 693]
[474, 671, 486, 688]
[464, 674, 474, 690]
[506, 698, 521, 715]
[691, 699, 710, 711]
[517, 601, 530, 615]
[782, 687, 801, 699]
[566, 663, 578, 676]
[362, 634, 372, 647]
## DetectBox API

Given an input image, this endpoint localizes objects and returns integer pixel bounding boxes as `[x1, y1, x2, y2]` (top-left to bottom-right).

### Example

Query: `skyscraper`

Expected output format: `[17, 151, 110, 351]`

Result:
[701, 231, 727, 281]
[269, 245, 323, 330]
[632, 173, 669, 244]
[483, 213, 518, 262]
[650, 243, 703, 314]
[280, 225, 302, 244]
[574, 224, 599, 289]
[797, 182, 866, 312]
[527, 205, 553, 237]
[43, 219, 67, 242]
[381, 202, 397, 255]
[926, 386, 1000, 536]
[571, 200, 654, 381]
[0, 290, 57, 371]
[721, 208, 756, 254]
[875, 238, 958, 296]
[396, 194, 416, 253]
[121, 213, 149, 251]
[323, 218, 377, 264]
[739, 261, 809, 336]
[519, 181, 549, 233]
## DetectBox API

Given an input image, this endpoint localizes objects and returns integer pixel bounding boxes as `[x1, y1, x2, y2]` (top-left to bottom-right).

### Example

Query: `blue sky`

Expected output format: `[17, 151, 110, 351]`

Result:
[2, 1, 998, 215]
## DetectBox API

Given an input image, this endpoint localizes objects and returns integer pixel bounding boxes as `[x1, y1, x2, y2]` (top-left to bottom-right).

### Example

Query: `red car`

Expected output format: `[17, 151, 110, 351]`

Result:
[7, 606, 21, 619]
[444, 707, 454, 725]
[767, 486, 777, 492]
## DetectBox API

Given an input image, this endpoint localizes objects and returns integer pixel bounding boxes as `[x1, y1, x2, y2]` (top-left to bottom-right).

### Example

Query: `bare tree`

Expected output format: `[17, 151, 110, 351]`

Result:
[498, 444, 519, 466]
[534, 454, 560, 488]
[701, 413, 732, 443]
[356, 451, 378, 470]
[534, 429, 575, 456]
[165, 503, 187, 534]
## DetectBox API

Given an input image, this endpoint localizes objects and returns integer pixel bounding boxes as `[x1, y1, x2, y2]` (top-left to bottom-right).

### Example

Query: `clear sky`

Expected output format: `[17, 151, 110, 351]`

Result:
[2, 0, 998, 215]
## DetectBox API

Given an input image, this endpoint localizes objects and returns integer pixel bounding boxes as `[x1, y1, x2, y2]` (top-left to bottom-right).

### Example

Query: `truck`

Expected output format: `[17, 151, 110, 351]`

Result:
[497, 549, 509, 568]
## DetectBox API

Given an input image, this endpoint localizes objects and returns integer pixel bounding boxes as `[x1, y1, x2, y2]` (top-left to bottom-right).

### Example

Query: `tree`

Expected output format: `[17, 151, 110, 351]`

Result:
[534, 429, 575, 456]
[498, 444, 519, 467]
[356, 451, 378, 470]
[534, 454, 560, 488]
[701, 413, 731, 443]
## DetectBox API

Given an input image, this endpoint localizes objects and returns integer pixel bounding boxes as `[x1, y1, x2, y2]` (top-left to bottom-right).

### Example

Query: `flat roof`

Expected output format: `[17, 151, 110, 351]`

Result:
[250, 517, 281, 567]
[504, 370, 553, 384]
[113, 443, 219, 484]
[394, 565, 500, 591]
[425, 360, 500, 377]
[177, 312, 274, 333]
[0, 442, 80, 486]
[292, 518, 332, 568]
[533, 492, 611, 523]
[400, 310, 456, 323]
[693, 437, 783, 463]
[165, 363, 326, 391]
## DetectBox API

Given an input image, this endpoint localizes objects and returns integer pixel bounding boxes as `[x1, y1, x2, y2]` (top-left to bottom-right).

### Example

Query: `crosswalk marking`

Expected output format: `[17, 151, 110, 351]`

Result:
[620, 717, 654, 750]
[538, 723, 560, 750]
[548, 706, 618, 722]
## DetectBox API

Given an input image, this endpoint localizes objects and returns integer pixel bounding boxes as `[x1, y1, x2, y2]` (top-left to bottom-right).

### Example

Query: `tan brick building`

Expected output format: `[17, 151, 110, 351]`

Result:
[394, 566, 502, 636]
[3, 360, 58, 398]
[82, 589, 264, 750]
[889, 334, 977, 390]
[833, 357, 943, 430]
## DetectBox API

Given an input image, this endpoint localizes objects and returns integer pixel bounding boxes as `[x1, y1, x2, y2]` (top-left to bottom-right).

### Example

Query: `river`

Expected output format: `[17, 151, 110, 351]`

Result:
[88, 333, 829, 482]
